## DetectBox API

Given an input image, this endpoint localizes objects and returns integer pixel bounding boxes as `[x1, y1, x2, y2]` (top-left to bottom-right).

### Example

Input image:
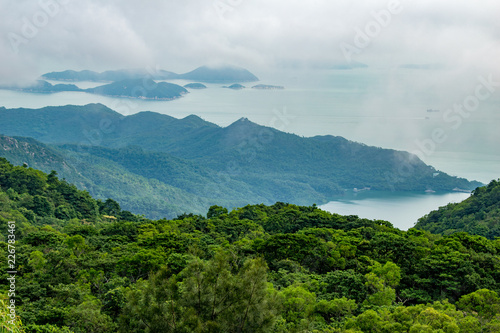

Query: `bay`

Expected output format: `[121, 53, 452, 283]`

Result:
[319, 191, 471, 231]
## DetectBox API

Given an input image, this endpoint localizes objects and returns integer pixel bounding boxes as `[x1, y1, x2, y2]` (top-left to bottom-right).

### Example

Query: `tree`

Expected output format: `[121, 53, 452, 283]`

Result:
[120, 252, 277, 332]
[456, 289, 500, 321]
[99, 198, 121, 217]
[207, 205, 228, 219]
[364, 261, 401, 307]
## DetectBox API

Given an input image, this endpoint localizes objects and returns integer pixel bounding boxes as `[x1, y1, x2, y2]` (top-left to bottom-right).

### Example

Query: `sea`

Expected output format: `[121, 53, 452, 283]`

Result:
[1, 68, 498, 230]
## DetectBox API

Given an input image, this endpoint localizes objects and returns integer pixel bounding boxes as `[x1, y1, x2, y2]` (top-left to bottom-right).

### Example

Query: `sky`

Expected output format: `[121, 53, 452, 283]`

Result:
[1, 0, 499, 84]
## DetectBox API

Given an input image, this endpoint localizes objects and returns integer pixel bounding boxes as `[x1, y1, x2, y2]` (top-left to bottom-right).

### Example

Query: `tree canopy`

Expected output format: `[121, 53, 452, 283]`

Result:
[0, 159, 499, 332]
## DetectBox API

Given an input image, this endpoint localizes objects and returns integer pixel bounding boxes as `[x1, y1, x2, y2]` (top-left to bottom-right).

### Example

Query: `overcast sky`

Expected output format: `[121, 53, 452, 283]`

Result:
[1, 0, 499, 84]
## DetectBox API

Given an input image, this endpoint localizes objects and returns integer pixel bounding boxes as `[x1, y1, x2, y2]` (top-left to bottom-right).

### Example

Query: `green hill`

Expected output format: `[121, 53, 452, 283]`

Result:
[0, 104, 482, 209]
[415, 179, 500, 239]
[0, 135, 215, 219]
[1, 160, 500, 332]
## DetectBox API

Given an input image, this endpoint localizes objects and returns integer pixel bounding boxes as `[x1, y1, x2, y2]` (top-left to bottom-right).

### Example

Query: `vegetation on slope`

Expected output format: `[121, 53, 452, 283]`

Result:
[416, 179, 500, 239]
[0, 104, 482, 205]
[0, 159, 499, 332]
[0, 136, 216, 219]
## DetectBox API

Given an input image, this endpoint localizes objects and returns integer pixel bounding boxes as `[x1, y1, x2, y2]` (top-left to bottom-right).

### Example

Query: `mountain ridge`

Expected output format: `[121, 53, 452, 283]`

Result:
[41, 65, 259, 83]
[0, 104, 483, 218]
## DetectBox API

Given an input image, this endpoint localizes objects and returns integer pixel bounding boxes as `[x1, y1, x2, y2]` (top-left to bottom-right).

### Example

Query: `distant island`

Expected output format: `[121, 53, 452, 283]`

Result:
[184, 83, 207, 89]
[41, 65, 259, 83]
[223, 83, 245, 90]
[252, 84, 284, 90]
[177, 65, 258, 83]
[2, 80, 81, 93]
[2, 78, 188, 100]
[41, 68, 177, 82]
[86, 78, 188, 100]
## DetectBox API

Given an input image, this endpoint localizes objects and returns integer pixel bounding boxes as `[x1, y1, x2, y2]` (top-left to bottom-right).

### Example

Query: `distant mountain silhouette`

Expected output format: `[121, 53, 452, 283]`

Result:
[41, 65, 259, 83]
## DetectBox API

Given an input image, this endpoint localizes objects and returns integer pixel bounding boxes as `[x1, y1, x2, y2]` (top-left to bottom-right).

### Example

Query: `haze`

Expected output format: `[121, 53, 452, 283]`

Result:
[1, 0, 498, 80]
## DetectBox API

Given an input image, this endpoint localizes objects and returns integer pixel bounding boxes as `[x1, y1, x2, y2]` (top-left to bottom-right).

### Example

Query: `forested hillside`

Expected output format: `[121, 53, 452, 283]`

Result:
[416, 179, 500, 239]
[0, 104, 482, 219]
[0, 135, 217, 218]
[1, 159, 500, 332]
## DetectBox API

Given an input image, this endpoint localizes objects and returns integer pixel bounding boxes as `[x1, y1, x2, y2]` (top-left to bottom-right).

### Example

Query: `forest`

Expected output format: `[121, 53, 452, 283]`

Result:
[416, 179, 500, 239]
[1, 157, 500, 332]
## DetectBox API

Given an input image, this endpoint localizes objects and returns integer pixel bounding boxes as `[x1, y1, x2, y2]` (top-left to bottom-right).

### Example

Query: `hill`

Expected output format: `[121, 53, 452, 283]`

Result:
[183, 83, 207, 89]
[86, 79, 188, 100]
[0, 104, 482, 214]
[0, 135, 217, 218]
[1, 79, 187, 101]
[223, 83, 245, 89]
[41, 65, 259, 83]
[415, 179, 500, 239]
[41, 68, 177, 81]
[2, 80, 81, 93]
[177, 65, 258, 83]
[1, 160, 500, 332]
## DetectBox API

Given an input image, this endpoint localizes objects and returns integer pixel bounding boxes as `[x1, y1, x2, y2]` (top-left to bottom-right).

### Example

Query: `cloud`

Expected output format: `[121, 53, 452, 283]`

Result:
[0, 0, 498, 83]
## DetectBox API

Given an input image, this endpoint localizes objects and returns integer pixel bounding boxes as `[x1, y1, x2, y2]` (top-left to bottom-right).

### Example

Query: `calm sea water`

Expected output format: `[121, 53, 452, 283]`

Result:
[319, 191, 471, 230]
[1, 68, 498, 229]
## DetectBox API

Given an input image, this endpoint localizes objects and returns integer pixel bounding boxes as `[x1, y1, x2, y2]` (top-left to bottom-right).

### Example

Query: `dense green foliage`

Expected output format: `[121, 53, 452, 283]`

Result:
[1, 159, 499, 332]
[0, 135, 213, 219]
[416, 179, 500, 239]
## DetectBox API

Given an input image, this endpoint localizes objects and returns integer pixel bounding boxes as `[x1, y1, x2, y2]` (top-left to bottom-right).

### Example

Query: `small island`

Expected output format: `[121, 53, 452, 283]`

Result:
[252, 84, 284, 90]
[223, 83, 245, 90]
[184, 83, 207, 89]
[86, 78, 188, 100]
[3, 80, 81, 93]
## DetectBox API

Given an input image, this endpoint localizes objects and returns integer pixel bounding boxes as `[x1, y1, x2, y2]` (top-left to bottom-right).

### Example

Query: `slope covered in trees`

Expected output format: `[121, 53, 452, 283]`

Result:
[0, 104, 482, 206]
[416, 179, 500, 239]
[0, 135, 225, 219]
[1, 160, 499, 332]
